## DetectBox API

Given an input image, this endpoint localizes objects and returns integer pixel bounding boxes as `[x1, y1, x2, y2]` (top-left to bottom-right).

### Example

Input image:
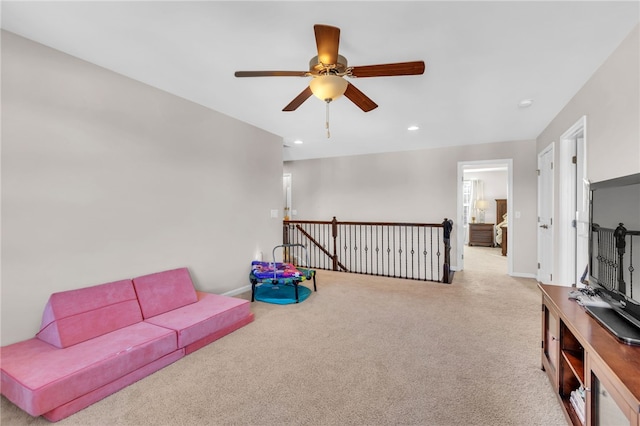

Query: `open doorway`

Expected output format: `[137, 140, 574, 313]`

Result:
[457, 159, 513, 275]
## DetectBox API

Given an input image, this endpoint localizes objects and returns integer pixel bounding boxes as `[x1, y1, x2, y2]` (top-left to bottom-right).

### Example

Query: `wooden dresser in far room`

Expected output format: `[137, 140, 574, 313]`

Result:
[468, 223, 494, 247]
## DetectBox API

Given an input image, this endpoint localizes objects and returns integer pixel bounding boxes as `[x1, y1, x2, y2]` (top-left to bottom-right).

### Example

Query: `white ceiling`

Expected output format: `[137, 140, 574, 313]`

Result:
[2, 1, 638, 161]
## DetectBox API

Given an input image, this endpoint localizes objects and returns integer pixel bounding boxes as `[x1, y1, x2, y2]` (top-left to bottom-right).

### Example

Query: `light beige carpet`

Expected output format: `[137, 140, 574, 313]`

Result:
[1, 246, 567, 425]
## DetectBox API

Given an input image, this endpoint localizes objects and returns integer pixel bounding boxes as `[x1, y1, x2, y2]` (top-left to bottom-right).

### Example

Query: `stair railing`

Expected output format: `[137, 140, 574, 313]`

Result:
[591, 223, 639, 298]
[283, 217, 453, 283]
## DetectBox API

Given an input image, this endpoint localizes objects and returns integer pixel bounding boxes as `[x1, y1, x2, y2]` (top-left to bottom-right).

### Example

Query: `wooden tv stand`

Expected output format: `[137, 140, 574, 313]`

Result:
[539, 284, 640, 425]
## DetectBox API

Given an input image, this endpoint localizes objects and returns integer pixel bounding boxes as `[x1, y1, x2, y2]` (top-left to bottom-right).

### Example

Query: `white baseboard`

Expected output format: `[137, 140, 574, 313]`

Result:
[510, 272, 536, 279]
[450, 265, 534, 279]
[222, 284, 252, 297]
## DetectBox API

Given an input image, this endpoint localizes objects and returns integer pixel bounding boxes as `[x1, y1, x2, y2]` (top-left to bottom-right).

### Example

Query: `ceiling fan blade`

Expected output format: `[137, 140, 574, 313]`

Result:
[349, 61, 426, 78]
[283, 86, 313, 111]
[344, 83, 378, 112]
[235, 71, 308, 77]
[314, 24, 340, 65]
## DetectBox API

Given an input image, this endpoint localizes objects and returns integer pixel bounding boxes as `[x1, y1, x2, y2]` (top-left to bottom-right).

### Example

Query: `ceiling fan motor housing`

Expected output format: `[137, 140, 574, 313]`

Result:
[309, 55, 348, 75]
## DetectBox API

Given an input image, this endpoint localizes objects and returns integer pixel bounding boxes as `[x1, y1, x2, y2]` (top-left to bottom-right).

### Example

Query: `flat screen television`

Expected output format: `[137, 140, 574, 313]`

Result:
[587, 172, 640, 345]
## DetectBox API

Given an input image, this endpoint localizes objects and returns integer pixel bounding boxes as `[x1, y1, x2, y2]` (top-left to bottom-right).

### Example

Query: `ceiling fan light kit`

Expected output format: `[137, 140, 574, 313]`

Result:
[309, 74, 348, 101]
[309, 74, 349, 139]
[235, 24, 425, 137]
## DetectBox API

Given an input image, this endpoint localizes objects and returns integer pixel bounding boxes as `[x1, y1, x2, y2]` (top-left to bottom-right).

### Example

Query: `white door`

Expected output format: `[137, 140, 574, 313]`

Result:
[538, 145, 554, 283]
[575, 136, 589, 285]
[283, 173, 292, 220]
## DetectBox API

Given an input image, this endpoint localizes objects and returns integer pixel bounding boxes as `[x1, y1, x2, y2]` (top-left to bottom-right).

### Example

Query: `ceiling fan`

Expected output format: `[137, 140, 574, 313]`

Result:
[234, 24, 426, 114]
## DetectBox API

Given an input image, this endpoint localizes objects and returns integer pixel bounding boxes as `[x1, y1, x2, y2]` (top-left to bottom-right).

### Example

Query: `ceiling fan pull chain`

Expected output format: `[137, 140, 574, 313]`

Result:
[325, 100, 331, 138]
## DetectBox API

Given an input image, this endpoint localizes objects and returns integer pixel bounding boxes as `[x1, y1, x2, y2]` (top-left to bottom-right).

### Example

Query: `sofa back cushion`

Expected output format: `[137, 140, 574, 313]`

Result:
[36, 279, 143, 348]
[132, 268, 198, 319]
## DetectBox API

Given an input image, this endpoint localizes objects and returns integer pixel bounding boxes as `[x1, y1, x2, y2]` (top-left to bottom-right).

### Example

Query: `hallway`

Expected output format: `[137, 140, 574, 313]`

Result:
[463, 245, 508, 274]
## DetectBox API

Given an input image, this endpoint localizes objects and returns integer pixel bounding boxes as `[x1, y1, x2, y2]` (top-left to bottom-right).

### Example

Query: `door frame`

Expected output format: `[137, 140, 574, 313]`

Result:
[456, 159, 513, 275]
[558, 116, 588, 286]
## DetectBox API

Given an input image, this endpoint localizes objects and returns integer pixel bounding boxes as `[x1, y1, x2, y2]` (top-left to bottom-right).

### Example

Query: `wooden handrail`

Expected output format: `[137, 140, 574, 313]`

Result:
[285, 219, 445, 227]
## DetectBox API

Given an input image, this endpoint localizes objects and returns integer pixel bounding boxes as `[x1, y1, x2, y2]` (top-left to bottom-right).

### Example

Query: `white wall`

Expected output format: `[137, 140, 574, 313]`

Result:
[1, 31, 283, 345]
[536, 25, 639, 285]
[284, 139, 538, 276]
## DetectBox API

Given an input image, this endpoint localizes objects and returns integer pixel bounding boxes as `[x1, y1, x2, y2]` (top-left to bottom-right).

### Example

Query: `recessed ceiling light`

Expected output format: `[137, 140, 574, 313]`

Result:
[518, 99, 534, 108]
[408, 125, 420, 131]
[294, 139, 303, 144]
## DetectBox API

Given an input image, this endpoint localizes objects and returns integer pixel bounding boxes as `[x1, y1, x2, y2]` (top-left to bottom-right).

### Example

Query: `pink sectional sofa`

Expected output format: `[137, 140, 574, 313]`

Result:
[0, 267, 254, 422]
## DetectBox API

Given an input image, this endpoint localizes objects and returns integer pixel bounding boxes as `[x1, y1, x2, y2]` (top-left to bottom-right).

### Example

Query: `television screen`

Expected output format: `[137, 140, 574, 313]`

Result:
[588, 173, 640, 338]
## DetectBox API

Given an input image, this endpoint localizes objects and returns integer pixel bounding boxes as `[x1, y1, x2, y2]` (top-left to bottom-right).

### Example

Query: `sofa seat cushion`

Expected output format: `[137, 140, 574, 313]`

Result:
[37, 279, 142, 348]
[144, 292, 252, 349]
[0, 322, 177, 417]
[133, 268, 198, 319]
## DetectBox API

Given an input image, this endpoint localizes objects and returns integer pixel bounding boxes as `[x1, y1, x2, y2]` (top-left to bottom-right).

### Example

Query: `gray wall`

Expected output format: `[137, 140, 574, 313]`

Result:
[536, 25, 639, 285]
[537, 24, 639, 182]
[284, 139, 538, 276]
[1, 31, 283, 345]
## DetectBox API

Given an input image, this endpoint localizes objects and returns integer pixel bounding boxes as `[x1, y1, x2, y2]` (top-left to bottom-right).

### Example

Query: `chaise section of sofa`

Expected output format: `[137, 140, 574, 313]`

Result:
[0, 267, 254, 422]
[0, 278, 183, 421]
[133, 268, 255, 354]
[1, 323, 181, 421]
[143, 291, 255, 354]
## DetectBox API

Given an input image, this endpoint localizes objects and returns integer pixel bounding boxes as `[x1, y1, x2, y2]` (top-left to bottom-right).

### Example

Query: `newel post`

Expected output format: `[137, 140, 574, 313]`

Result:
[442, 218, 453, 284]
[332, 216, 338, 271]
[614, 223, 627, 294]
[282, 219, 290, 245]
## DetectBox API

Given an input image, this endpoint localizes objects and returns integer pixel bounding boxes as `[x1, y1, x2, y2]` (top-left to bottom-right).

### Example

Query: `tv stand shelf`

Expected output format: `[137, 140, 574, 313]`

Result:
[562, 350, 584, 384]
[540, 284, 640, 426]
